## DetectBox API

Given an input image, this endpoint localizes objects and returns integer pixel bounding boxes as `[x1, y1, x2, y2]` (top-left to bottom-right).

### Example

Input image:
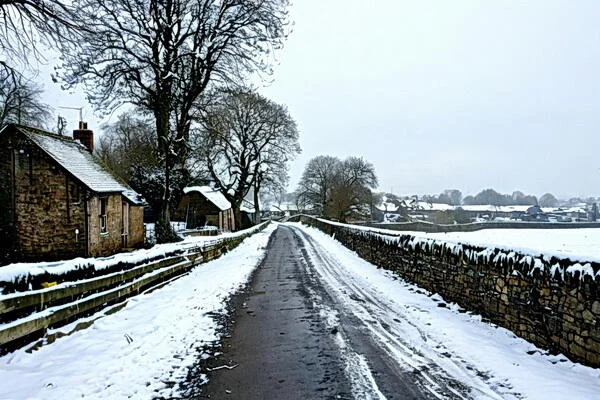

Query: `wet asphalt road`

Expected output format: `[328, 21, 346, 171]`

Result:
[192, 225, 479, 400]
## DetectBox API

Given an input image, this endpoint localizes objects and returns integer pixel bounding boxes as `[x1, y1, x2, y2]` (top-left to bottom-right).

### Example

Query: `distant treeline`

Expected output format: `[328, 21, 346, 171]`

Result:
[420, 189, 596, 207]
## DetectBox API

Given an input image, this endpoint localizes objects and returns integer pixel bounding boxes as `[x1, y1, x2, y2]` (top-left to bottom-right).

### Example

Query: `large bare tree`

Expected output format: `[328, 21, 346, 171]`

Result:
[296, 155, 340, 217]
[98, 111, 191, 222]
[56, 0, 290, 242]
[195, 88, 299, 229]
[297, 156, 378, 222]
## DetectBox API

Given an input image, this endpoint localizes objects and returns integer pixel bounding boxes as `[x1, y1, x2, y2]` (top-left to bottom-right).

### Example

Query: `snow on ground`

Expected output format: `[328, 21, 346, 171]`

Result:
[0, 223, 276, 400]
[325, 218, 600, 263]
[400, 228, 600, 262]
[291, 222, 600, 400]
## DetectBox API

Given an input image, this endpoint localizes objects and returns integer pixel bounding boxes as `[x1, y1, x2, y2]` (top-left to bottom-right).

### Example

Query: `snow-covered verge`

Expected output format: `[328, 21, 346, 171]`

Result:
[0, 223, 276, 400]
[291, 222, 600, 400]
[0, 222, 268, 294]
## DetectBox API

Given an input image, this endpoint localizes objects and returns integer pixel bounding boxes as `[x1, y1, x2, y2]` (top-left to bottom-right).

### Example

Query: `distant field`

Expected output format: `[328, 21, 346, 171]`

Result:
[401, 228, 600, 261]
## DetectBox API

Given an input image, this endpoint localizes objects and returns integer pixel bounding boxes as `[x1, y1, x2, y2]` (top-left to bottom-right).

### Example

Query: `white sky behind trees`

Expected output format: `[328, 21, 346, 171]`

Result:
[38, 0, 600, 198]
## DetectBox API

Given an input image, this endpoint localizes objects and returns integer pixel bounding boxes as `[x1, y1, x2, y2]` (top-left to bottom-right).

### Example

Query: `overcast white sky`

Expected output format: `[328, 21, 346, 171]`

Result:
[40, 0, 600, 198]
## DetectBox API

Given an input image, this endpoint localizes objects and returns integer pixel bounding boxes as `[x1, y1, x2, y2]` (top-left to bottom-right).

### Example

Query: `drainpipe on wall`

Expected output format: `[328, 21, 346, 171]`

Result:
[84, 190, 90, 257]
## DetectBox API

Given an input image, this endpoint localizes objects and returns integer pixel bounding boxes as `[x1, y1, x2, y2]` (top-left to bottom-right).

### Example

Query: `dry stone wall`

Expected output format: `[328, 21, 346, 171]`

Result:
[361, 221, 600, 233]
[292, 216, 600, 368]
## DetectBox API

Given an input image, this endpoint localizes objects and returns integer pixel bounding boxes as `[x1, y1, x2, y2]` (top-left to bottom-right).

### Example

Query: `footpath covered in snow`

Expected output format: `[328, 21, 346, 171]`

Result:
[0, 224, 276, 400]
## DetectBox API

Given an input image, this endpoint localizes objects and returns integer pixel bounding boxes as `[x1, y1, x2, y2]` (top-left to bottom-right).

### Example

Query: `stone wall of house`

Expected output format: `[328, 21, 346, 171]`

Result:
[87, 194, 124, 257]
[293, 216, 600, 368]
[13, 142, 87, 261]
[128, 205, 145, 249]
[0, 133, 17, 264]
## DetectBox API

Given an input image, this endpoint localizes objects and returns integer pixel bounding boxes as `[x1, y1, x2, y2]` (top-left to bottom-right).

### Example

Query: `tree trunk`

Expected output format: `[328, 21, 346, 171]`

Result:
[232, 207, 243, 232]
[254, 182, 261, 225]
[154, 107, 180, 243]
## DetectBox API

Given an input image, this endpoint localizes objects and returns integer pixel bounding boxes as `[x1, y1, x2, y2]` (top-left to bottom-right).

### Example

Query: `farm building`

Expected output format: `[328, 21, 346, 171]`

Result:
[175, 186, 235, 231]
[0, 123, 146, 264]
[268, 203, 299, 219]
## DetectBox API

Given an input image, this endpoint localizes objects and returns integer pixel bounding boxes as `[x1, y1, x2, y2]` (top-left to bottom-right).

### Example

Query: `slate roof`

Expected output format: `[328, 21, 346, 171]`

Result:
[9, 125, 145, 204]
[183, 186, 231, 211]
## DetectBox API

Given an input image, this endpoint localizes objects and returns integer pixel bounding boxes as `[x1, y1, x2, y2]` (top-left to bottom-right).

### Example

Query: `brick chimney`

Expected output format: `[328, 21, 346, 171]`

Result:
[73, 121, 94, 153]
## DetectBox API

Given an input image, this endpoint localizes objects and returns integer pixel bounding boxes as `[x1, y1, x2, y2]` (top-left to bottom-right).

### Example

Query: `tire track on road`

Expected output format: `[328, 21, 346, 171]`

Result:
[290, 224, 512, 400]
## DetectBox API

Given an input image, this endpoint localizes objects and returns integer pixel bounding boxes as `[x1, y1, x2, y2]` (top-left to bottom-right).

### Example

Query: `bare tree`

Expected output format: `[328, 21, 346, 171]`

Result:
[0, 0, 79, 77]
[195, 88, 299, 229]
[296, 155, 340, 216]
[328, 157, 378, 221]
[97, 111, 158, 181]
[98, 111, 191, 221]
[0, 71, 52, 128]
[56, 0, 290, 242]
[297, 156, 378, 222]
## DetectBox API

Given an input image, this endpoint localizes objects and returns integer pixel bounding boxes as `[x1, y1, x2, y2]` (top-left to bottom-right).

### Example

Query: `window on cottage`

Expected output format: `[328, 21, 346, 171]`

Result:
[122, 202, 129, 236]
[70, 183, 80, 204]
[99, 197, 108, 234]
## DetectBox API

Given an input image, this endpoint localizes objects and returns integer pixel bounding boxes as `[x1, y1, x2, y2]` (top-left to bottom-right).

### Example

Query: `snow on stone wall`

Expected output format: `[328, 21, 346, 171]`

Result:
[292, 216, 600, 368]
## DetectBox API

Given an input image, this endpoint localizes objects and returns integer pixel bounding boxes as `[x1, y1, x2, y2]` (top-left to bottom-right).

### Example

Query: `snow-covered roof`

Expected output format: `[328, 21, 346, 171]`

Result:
[13, 126, 144, 203]
[416, 202, 455, 211]
[184, 186, 231, 211]
[122, 189, 146, 206]
[269, 203, 299, 212]
[241, 198, 255, 213]
[460, 205, 531, 213]
[376, 202, 399, 212]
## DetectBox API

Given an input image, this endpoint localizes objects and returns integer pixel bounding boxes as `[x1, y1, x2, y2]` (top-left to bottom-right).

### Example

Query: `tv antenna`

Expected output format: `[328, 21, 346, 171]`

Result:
[58, 106, 84, 122]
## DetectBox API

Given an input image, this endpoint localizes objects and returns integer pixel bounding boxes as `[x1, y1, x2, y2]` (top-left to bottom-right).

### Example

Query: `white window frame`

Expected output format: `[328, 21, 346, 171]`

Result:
[122, 202, 129, 236]
[99, 197, 108, 234]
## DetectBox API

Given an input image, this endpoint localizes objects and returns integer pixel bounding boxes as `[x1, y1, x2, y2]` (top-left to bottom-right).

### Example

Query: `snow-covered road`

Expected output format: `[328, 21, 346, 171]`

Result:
[287, 222, 600, 400]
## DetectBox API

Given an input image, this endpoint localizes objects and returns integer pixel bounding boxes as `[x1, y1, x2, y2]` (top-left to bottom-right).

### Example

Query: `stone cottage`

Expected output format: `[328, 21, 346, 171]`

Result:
[174, 186, 235, 231]
[0, 123, 146, 264]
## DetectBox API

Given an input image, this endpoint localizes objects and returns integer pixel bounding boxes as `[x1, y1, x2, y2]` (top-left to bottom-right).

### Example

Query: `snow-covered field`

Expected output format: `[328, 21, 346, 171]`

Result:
[322, 218, 600, 261]
[291, 223, 600, 400]
[401, 228, 600, 262]
[0, 224, 276, 400]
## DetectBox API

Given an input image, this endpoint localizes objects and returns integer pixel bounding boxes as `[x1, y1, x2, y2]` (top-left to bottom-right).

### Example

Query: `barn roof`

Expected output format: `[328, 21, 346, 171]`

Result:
[183, 186, 231, 211]
[6, 125, 144, 204]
